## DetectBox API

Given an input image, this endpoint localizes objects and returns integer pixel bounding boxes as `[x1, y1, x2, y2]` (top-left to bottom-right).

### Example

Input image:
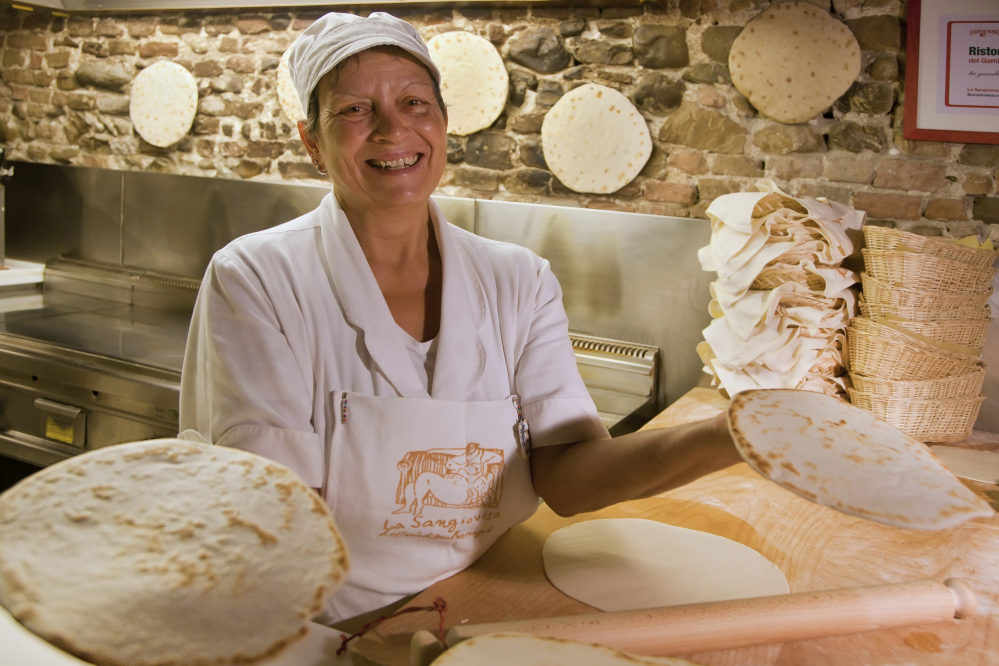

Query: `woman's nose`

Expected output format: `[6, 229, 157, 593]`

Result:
[372, 107, 410, 141]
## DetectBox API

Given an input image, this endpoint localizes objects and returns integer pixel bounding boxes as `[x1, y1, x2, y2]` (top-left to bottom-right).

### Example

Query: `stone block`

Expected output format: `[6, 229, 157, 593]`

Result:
[793, 182, 853, 206]
[108, 40, 135, 56]
[3, 69, 34, 86]
[269, 15, 292, 31]
[246, 140, 285, 158]
[127, 17, 156, 38]
[632, 73, 684, 114]
[237, 18, 270, 35]
[873, 159, 947, 192]
[204, 17, 236, 36]
[697, 86, 725, 108]
[846, 16, 901, 53]
[504, 168, 552, 194]
[96, 95, 130, 115]
[485, 23, 505, 44]
[973, 197, 999, 225]
[710, 154, 763, 177]
[637, 202, 689, 216]
[2, 50, 25, 68]
[633, 25, 688, 69]
[279, 161, 324, 179]
[571, 39, 632, 66]
[260, 56, 279, 72]
[50, 146, 80, 163]
[235, 159, 263, 179]
[559, 19, 586, 37]
[683, 63, 731, 85]
[194, 116, 221, 134]
[508, 111, 546, 133]
[753, 125, 825, 155]
[596, 20, 632, 39]
[824, 152, 875, 184]
[95, 19, 123, 37]
[963, 173, 994, 196]
[659, 102, 746, 154]
[587, 201, 636, 213]
[66, 93, 94, 111]
[226, 56, 256, 74]
[848, 83, 895, 116]
[644, 180, 698, 205]
[465, 131, 515, 169]
[139, 42, 180, 58]
[194, 60, 224, 78]
[446, 135, 465, 163]
[697, 177, 742, 201]
[219, 37, 240, 53]
[601, 6, 643, 18]
[701, 26, 743, 64]
[454, 166, 500, 190]
[519, 136, 548, 169]
[867, 54, 898, 81]
[640, 146, 668, 179]
[958, 144, 999, 168]
[827, 121, 884, 153]
[767, 154, 823, 180]
[82, 42, 108, 58]
[7, 33, 48, 50]
[75, 61, 133, 91]
[853, 192, 922, 220]
[508, 28, 572, 74]
[212, 74, 243, 93]
[668, 150, 708, 175]
[535, 79, 563, 107]
[924, 198, 967, 221]
[199, 98, 226, 116]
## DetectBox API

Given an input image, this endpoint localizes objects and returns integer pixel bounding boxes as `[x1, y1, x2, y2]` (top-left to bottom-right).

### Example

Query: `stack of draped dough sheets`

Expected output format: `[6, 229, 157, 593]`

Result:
[697, 180, 865, 399]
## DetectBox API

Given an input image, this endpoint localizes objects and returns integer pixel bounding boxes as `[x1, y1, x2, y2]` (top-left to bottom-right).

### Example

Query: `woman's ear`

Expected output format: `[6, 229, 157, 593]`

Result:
[297, 120, 327, 174]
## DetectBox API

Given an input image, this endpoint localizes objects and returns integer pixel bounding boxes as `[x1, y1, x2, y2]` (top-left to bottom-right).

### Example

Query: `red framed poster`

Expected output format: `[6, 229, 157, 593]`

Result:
[905, 0, 999, 144]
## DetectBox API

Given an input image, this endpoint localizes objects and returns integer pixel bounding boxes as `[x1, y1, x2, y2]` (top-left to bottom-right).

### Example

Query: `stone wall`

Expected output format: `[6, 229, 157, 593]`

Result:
[2, 0, 999, 236]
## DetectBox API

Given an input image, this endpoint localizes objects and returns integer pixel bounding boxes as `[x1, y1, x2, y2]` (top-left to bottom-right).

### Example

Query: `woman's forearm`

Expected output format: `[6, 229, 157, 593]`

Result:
[530, 413, 743, 517]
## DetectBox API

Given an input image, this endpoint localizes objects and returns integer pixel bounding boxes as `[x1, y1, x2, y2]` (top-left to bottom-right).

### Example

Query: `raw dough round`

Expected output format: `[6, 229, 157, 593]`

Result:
[428, 31, 508, 136]
[729, 2, 860, 124]
[129, 61, 199, 148]
[729, 389, 995, 530]
[434, 633, 698, 666]
[277, 47, 306, 123]
[930, 446, 999, 485]
[542, 518, 788, 612]
[541, 83, 652, 194]
[0, 439, 348, 666]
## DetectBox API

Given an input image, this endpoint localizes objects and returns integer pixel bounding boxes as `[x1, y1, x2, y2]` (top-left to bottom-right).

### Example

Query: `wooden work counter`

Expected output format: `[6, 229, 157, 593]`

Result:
[352, 388, 999, 666]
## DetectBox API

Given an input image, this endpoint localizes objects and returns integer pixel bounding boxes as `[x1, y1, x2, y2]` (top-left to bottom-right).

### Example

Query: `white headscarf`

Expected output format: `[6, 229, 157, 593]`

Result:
[288, 12, 441, 119]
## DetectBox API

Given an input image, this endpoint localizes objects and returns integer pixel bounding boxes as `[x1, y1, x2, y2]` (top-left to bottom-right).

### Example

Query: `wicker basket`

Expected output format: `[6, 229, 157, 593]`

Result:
[847, 390, 984, 442]
[862, 273, 992, 309]
[862, 249, 997, 293]
[752, 267, 825, 290]
[846, 320, 982, 381]
[859, 302, 993, 322]
[890, 318, 992, 347]
[848, 365, 986, 400]
[863, 225, 999, 268]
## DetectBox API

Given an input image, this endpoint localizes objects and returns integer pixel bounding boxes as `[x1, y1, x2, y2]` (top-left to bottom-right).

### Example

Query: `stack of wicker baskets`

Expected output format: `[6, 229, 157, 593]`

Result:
[846, 226, 998, 442]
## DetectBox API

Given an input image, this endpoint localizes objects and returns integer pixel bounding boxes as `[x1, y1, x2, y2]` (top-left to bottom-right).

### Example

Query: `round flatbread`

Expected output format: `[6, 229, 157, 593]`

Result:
[435, 634, 698, 666]
[541, 83, 652, 194]
[277, 47, 306, 123]
[729, 2, 860, 124]
[542, 519, 788, 612]
[0, 439, 348, 666]
[129, 61, 198, 148]
[428, 31, 508, 136]
[728, 389, 995, 530]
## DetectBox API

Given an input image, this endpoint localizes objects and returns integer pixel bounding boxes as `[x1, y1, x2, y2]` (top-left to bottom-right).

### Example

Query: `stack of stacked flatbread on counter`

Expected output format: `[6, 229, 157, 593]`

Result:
[697, 180, 865, 399]
[847, 226, 999, 442]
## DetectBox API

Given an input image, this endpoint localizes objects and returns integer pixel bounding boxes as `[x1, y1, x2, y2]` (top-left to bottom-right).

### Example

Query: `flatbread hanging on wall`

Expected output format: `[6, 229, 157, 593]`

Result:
[129, 61, 199, 148]
[541, 83, 652, 194]
[729, 2, 860, 124]
[0, 439, 348, 666]
[277, 47, 306, 123]
[542, 519, 788, 612]
[427, 31, 508, 136]
[728, 389, 994, 530]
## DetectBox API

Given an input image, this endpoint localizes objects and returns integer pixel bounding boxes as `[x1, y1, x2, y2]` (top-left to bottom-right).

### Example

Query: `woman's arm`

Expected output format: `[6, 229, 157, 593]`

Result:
[530, 412, 742, 517]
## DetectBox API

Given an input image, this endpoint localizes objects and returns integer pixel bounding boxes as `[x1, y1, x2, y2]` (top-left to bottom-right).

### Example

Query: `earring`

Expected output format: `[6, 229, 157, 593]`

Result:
[312, 158, 327, 174]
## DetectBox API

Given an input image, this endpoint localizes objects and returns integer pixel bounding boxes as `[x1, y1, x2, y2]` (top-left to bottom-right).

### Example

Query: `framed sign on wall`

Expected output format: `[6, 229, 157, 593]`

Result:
[905, 0, 999, 144]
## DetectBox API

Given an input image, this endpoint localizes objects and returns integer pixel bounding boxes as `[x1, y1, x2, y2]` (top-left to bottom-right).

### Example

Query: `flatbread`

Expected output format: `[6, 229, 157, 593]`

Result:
[728, 389, 995, 530]
[930, 446, 999, 485]
[129, 61, 198, 148]
[433, 633, 700, 666]
[427, 31, 508, 136]
[0, 439, 348, 666]
[729, 2, 860, 124]
[541, 83, 652, 194]
[542, 519, 788, 612]
[277, 47, 305, 123]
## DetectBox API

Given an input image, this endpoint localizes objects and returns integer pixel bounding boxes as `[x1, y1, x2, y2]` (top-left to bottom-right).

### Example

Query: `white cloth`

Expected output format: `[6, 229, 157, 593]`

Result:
[396, 325, 438, 392]
[288, 12, 441, 117]
[179, 190, 609, 491]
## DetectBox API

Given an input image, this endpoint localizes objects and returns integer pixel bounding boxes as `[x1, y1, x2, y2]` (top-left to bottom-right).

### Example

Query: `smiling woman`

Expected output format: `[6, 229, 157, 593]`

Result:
[179, 11, 740, 630]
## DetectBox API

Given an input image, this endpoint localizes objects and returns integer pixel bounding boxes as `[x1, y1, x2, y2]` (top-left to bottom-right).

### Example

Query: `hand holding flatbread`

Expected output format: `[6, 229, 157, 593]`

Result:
[728, 389, 994, 530]
[0, 439, 348, 666]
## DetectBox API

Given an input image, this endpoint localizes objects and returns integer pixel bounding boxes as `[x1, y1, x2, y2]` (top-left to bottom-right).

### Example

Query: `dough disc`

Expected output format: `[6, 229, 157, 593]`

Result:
[277, 46, 306, 122]
[541, 83, 652, 194]
[0, 439, 348, 666]
[729, 2, 860, 124]
[729, 389, 995, 530]
[434, 633, 698, 666]
[129, 61, 199, 148]
[428, 31, 508, 136]
[542, 518, 788, 612]
[930, 446, 999, 485]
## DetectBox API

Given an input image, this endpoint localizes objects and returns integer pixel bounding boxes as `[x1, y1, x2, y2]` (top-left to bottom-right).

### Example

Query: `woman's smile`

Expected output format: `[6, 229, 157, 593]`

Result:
[366, 153, 423, 171]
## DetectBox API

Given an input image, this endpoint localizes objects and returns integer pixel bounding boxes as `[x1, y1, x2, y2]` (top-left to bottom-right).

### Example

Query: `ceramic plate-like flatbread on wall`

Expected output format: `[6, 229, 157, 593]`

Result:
[428, 31, 508, 136]
[729, 2, 860, 124]
[543, 519, 788, 612]
[129, 61, 199, 148]
[542, 83, 652, 194]
[277, 46, 306, 123]
[0, 439, 348, 666]
[728, 389, 994, 530]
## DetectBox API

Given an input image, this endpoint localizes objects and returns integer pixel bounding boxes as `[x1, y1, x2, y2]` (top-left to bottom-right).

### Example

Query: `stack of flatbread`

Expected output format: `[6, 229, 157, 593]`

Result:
[697, 180, 865, 399]
[847, 226, 999, 442]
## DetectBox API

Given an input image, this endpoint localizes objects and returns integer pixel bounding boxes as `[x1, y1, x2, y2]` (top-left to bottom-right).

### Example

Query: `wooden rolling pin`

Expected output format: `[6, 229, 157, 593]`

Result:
[410, 579, 975, 665]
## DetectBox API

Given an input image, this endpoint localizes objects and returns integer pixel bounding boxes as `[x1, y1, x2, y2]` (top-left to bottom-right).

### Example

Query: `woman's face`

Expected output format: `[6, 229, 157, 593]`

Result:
[303, 48, 447, 214]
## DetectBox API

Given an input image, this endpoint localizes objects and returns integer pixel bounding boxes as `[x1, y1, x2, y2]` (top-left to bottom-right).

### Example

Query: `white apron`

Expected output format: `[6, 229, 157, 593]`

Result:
[317, 390, 538, 622]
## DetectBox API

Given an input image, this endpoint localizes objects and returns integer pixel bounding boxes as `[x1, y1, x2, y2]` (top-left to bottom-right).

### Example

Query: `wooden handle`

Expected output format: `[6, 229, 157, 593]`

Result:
[444, 579, 975, 656]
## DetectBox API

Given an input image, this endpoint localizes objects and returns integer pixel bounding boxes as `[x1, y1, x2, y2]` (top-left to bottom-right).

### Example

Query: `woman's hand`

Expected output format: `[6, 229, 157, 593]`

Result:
[530, 412, 743, 518]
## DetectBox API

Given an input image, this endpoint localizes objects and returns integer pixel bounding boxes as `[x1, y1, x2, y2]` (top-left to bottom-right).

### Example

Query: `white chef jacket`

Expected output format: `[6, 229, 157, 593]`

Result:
[179, 190, 609, 489]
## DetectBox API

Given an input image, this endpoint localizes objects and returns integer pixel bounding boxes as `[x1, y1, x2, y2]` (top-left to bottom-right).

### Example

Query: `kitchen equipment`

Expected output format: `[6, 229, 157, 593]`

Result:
[409, 579, 975, 666]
